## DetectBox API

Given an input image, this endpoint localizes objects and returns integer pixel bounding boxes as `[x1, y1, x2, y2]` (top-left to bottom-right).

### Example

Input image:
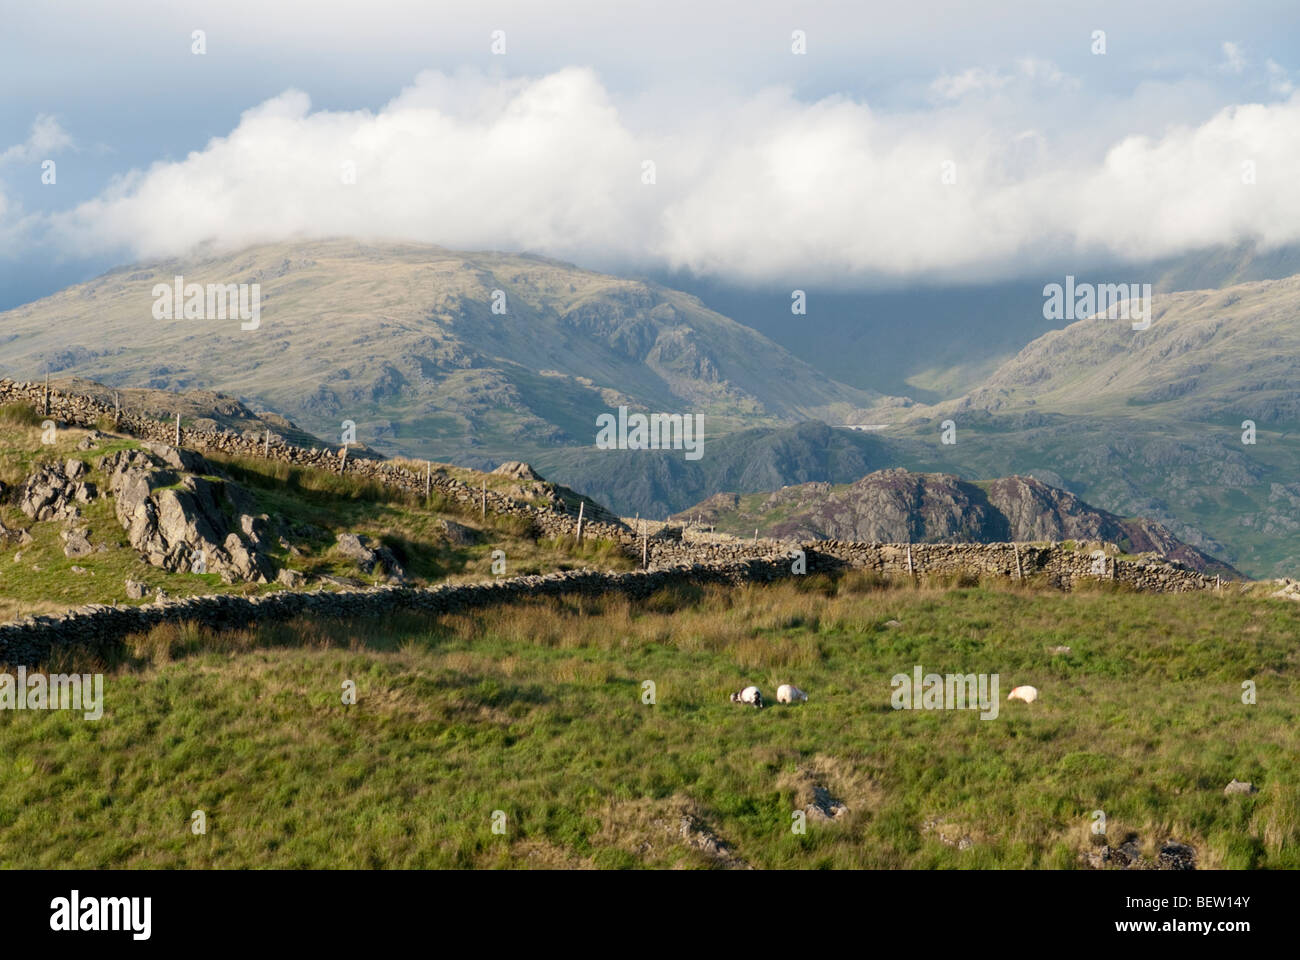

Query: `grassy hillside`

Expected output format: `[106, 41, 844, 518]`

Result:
[2, 574, 1296, 868]
[0, 413, 631, 622]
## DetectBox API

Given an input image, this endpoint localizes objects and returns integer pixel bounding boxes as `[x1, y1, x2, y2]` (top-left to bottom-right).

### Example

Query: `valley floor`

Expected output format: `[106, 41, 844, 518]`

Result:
[1, 574, 1296, 869]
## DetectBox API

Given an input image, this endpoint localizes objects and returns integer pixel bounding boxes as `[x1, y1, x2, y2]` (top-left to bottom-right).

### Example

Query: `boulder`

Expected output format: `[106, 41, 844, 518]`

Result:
[61, 527, 94, 558]
[276, 567, 305, 588]
[439, 519, 481, 546]
[336, 533, 406, 579]
[1224, 779, 1258, 795]
[124, 579, 151, 600]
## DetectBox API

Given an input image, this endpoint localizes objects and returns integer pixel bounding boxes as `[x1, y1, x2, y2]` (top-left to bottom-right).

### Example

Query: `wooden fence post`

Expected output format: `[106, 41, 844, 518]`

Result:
[642, 520, 648, 570]
[425, 461, 431, 498]
[576, 502, 584, 543]
[481, 479, 486, 518]
[174, 412, 181, 446]
[339, 445, 348, 474]
[264, 429, 270, 457]
[907, 542, 914, 576]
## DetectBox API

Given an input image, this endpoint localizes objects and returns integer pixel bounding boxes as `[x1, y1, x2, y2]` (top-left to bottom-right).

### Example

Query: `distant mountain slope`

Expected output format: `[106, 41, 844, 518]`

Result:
[528, 420, 898, 519]
[947, 274, 1300, 424]
[0, 240, 883, 463]
[673, 468, 1239, 577]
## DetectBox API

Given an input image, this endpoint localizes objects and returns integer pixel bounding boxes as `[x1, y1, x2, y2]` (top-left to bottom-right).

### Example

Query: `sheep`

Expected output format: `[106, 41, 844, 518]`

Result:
[1007, 685, 1039, 703]
[730, 685, 764, 708]
[776, 684, 808, 703]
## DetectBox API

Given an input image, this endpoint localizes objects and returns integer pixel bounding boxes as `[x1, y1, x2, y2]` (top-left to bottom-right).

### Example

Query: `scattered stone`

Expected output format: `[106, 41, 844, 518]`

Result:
[1084, 834, 1197, 870]
[1048, 645, 1071, 655]
[1158, 841, 1197, 870]
[804, 784, 849, 822]
[1224, 779, 1258, 795]
[922, 817, 972, 849]
[884, 619, 903, 628]
[69, 565, 87, 574]
[124, 579, 151, 600]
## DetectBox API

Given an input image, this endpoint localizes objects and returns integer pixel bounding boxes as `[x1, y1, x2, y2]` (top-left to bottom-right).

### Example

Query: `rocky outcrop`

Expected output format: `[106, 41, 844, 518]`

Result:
[675, 469, 1239, 577]
[18, 459, 98, 522]
[99, 444, 274, 584]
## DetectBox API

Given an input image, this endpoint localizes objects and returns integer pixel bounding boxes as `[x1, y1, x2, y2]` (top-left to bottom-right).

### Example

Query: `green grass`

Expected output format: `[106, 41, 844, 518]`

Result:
[3, 573, 1297, 869]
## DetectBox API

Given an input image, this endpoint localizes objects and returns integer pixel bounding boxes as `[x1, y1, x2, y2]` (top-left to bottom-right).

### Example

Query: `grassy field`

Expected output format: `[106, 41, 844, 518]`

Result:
[2, 573, 1297, 869]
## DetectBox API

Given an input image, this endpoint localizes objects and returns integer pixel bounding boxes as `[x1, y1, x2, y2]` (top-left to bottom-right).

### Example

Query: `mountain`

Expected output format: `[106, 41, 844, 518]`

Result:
[947, 273, 1300, 424]
[673, 468, 1239, 577]
[528, 420, 898, 519]
[0, 239, 884, 464]
[661, 240, 1300, 404]
[536, 272, 1300, 578]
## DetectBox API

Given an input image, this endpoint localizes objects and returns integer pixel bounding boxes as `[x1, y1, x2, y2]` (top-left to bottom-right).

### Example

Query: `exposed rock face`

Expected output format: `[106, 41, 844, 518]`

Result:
[99, 445, 274, 584]
[675, 468, 1238, 577]
[19, 460, 97, 521]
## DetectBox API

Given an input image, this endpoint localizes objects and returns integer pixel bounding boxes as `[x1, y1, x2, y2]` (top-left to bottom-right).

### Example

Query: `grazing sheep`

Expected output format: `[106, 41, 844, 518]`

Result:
[1007, 685, 1039, 703]
[730, 685, 764, 708]
[776, 684, 808, 703]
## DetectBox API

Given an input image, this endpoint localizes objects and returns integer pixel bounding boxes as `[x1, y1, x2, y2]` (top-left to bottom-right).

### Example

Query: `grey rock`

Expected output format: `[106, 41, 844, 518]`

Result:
[276, 567, 305, 588]
[61, 527, 94, 558]
[336, 533, 405, 579]
[1224, 779, 1258, 795]
[124, 579, 151, 600]
[439, 519, 481, 546]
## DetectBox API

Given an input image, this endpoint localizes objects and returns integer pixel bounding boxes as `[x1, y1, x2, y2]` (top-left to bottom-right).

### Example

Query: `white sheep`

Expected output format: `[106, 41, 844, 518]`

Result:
[776, 684, 808, 703]
[730, 685, 764, 708]
[1007, 685, 1039, 703]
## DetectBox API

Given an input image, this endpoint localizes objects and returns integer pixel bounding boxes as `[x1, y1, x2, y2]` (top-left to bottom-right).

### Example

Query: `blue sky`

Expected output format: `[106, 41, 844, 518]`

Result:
[2, 0, 1299, 309]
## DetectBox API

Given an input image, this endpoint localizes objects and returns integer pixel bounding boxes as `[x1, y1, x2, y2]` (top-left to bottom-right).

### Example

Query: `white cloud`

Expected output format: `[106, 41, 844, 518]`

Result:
[40, 68, 1300, 284]
[0, 115, 74, 165]
[1267, 59, 1295, 96]
[1219, 41, 1248, 74]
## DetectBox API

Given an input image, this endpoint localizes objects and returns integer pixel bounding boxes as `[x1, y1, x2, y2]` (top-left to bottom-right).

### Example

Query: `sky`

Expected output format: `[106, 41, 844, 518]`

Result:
[2, 0, 1299, 308]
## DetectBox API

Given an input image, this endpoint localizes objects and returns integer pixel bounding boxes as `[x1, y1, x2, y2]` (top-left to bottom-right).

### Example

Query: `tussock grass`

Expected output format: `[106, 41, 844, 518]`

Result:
[4, 574, 1297, 869]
